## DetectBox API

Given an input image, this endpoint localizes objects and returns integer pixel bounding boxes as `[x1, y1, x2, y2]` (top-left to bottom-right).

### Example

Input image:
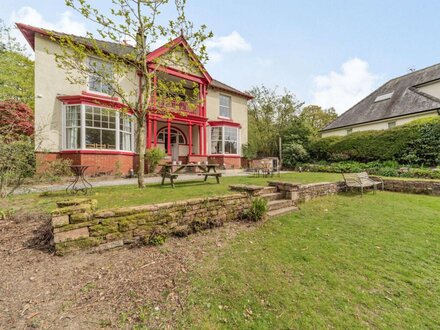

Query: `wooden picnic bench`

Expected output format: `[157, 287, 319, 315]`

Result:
[342, 172, 384, 196]
[160, 163, 221, 188]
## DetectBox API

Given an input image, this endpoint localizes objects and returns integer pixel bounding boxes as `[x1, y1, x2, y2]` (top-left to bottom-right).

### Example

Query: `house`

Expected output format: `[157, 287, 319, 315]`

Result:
[321, 63, 440, 137]
[17, 23, 252, 175]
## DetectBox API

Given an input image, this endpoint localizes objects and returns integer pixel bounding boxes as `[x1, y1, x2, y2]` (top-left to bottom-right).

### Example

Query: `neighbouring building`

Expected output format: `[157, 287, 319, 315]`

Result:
[321, 63, 440, 137]
[17, 23, 252, 175]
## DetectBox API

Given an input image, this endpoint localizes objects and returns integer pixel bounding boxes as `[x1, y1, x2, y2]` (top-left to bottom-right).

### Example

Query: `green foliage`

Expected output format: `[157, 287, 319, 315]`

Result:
[300, 105, 338, 135]
[34, 158, 73, 183]
[282, 142, 309, 168]
[145, 147, 166, 173]
[148, 232, 166, 246]
[246, 197, 268, 222]
[247, 85, 304, 157]
[0, 21, 34, 108]
[0, 135, 35, 197]
[242, 143, 257, 160]
[309, 118, 440, 166]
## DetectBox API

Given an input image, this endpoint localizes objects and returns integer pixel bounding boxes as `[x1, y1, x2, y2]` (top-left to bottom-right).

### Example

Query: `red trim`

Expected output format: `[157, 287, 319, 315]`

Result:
[60, 150, 136, 156]
[208, 154, 241, 158]
[146, 35, 212, 83]
[58, 92, 130, 112]
[189, 123, 193, 155]
[148, 64, 207, 84]
[208, 120, 242, 128]
[156, 125, 187, 144]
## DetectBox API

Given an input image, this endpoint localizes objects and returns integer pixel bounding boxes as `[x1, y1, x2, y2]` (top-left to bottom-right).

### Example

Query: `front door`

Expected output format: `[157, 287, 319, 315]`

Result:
[172, 143, 179, 162]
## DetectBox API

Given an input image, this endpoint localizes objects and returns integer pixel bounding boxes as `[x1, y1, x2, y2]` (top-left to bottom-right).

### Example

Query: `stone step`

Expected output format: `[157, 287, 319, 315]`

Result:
[268, 199, 292, 211]
[260, 186, 278, 194]
[260, 192, 285, 201]
[267, 206, 299, 218]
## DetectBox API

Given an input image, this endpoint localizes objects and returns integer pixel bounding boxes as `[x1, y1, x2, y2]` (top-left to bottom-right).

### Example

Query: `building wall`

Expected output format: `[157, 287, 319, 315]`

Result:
[205, 88, 248, 153]
[34, 35, 138, 153]
[321, 110, 439, 137]
[418, 80, 440, 99]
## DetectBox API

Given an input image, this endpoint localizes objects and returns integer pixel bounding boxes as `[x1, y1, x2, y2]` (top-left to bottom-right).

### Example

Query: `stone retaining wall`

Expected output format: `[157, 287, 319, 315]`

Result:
[268, 181, 346, 202]
[382, 179, 440, 195]
[51, 194, 251, 255]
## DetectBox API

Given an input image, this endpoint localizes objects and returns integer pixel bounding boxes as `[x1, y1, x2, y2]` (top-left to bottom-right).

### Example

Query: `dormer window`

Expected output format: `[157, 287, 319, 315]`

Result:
[88, 57, 113, 94]
[219, 94, 231, 118]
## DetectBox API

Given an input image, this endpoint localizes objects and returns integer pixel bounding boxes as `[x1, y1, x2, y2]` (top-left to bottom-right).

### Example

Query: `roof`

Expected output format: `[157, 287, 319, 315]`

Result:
[322, 63, 440, 131]
[16, 23, 252, 100]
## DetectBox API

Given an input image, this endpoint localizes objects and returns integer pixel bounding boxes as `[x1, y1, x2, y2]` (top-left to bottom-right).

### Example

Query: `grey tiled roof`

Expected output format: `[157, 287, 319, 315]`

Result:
[323, 63, 440, 131]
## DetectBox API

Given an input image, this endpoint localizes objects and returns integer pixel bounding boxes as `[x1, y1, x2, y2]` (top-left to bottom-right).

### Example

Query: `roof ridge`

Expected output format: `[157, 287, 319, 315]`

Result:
[385, 62, 440, 84]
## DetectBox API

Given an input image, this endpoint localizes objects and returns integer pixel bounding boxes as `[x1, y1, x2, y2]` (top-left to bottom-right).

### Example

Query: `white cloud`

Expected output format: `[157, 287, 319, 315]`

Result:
[312, 58, 379, 114]
[10, 6, 87, 54]
[207, 31, 251, 63]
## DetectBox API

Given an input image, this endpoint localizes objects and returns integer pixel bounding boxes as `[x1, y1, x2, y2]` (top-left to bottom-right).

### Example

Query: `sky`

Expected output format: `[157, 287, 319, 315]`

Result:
[3, 0, 440, 114]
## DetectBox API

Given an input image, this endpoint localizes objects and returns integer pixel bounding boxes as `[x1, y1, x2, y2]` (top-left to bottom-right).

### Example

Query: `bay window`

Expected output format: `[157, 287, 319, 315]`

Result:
[210, 126, 239, 155]
[63, 105, 134, 152]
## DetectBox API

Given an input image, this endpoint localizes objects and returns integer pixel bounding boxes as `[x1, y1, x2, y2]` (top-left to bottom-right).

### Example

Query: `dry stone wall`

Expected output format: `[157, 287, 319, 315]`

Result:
[52, 194, 251, 255]
[268, 181, 346, 202]
[382, 179, 440, 195]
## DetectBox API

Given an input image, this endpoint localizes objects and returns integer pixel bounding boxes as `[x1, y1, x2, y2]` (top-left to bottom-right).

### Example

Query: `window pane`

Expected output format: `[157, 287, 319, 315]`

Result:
[102, 130, 116, 149]
[211, 127, 222, 141]
[224, 127, 237, 140]
[211, 141, 223, 154]
[120, 132, 132, 151]
[225, 141, 237, 154]
[85, 128, 101, 148]
[66, 128, 80, 149]
[219, 95, 231, 118]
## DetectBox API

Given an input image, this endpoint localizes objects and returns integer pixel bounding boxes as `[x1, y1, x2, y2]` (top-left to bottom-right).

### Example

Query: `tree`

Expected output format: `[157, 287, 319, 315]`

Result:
[0, 20, 34, 108]
[299, 105, 338, 135]
[53, 0, 212, 188]
[0, 99, 34, 137]
[0, 135, 35, 198]
[247, 85, 304, 157]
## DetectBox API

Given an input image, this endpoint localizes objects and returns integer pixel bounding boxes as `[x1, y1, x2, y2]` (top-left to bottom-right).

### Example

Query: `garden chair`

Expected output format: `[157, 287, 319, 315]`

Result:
[358, 172, 384, 191]
[342, 173, 376, 197]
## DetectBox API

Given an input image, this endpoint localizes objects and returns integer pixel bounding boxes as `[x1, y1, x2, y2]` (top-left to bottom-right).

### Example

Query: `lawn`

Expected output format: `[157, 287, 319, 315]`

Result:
[177, 192, 440, 329]
[3, 172, 342, 214]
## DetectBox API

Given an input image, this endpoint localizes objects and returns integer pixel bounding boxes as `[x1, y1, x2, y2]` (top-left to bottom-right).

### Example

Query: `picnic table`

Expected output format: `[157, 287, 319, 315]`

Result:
[66, 165, 93, 194]
[160, 163, 221, 188]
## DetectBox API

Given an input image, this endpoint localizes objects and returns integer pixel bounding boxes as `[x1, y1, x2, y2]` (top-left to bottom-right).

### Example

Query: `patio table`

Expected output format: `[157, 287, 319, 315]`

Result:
[160, 163, 221, 188]
[66, 165, 93, 194]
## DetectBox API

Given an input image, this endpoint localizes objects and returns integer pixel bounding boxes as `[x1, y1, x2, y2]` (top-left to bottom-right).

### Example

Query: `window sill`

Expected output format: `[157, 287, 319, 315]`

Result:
[217, 116, 232, 120]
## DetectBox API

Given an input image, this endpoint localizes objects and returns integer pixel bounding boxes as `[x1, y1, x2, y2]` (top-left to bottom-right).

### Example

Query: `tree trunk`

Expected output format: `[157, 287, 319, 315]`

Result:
[137, 122, 146, 188]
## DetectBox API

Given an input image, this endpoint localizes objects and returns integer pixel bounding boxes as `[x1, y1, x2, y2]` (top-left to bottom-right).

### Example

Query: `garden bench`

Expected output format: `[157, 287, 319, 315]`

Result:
[358, 172, 384, 191]
[161, 172, 179, 188]
[342, 172, 377, 197]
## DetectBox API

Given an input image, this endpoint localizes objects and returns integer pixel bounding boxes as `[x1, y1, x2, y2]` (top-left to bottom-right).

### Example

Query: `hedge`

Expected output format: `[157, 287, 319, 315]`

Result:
[309, 117, 440, 166]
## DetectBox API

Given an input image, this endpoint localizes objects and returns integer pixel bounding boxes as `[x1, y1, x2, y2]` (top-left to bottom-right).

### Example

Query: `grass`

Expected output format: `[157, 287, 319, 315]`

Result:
[179, 192, 440, 329]
[3, 172, 341, 214]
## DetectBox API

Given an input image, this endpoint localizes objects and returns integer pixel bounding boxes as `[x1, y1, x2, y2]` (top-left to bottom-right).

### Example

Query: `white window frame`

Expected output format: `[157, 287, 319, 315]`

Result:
[209, 126, 240, 155]
[87, 57, 113, 95]
[61, 104, 135, 152]
[219, 94, 232, 119]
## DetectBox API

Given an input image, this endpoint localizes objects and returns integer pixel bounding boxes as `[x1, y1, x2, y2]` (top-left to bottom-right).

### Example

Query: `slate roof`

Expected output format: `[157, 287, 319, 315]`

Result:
[322, 63, 440, 131]
[17, 23, 252, 99]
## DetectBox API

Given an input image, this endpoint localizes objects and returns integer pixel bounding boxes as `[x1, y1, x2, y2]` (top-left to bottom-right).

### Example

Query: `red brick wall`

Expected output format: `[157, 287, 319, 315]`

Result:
[36, 152, 137, 176]
[208, 156, 241, 169]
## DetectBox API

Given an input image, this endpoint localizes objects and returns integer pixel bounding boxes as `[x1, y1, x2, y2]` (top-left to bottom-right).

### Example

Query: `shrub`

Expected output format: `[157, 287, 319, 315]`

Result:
[0, 135, 35, 197]
[246, 197, 268, 222]
[145, 147, 166, 173]
[309, 117, 440, 166]
[282, 142, 309, 168]
[35, 158, 73, 183]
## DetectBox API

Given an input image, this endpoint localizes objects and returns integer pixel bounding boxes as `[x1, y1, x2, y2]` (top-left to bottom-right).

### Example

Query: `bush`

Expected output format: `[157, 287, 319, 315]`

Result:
[0, 136, 35, 197]
[282, 142, 309, 168]
[35, 158, 73, 183]
[246, 197, 268, 222]
[309, 117, 440, 166]
[145, 147, 166, 173]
